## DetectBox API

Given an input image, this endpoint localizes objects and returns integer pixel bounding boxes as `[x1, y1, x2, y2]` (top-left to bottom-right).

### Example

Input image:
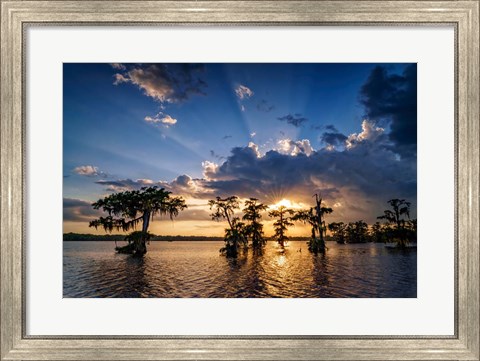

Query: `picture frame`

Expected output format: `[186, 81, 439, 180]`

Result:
[1, 0, 479, 360]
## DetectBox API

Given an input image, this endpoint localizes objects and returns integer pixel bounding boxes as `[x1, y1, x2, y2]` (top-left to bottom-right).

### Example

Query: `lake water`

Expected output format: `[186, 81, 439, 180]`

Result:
[63, 241, 416, 298]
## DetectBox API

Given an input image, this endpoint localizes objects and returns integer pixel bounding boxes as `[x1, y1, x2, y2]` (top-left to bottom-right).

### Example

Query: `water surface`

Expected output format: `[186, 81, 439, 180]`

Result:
[63, 241, 416, 298]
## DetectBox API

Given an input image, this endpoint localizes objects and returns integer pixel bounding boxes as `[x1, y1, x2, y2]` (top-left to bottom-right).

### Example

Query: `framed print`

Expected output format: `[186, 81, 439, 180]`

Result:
[1, 1, 479, 360]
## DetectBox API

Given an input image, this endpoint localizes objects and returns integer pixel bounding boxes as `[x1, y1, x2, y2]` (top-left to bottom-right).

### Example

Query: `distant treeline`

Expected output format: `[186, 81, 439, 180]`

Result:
[63, 233, 224, 242]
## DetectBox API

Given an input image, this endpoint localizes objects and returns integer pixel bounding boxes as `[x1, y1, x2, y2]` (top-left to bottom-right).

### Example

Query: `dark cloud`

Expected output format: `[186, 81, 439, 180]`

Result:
[222, 135, 232, 140]
[95, 178, 159, 192]
[204, 178, 268, 200]
[321, 132, 348, 147]
[63, 198, 102, 222]
[94, 176, 206, 199]
[325, 124, 338, 132]
[277, 114, 308, 127]
[256, 99, 275, 112]
[360, 64, 417, 158]
[170, 174, 196, 191]
[113, 63, 207, 103]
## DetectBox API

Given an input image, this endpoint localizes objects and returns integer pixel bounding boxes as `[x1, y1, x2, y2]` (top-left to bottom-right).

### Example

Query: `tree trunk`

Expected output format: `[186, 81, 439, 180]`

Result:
[133, 211, 150, 257]
[142, 212, 150, 233]
[279, 211, 285, 248]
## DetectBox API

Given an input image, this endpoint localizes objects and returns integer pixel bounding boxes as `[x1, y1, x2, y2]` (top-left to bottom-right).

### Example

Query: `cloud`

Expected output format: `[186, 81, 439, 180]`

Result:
[73, 165, 102, 177]
[113, 73, 129, 84]
[113, 63, 207, 103]
[222, 135, 232, 140]
[110, 63, 126, 70]
[277, 139, 314, 156]
[345, 120, 387, 149]
[170, 174, 199, 193]
[235, 84, 254, 100]
[320, 131, 348, 147]
[94, 175, 211, 199]
[359, 64, 417, 158]
[277, 113, 308, 127]
[248, 142, 261, 158]
[257, 99, 274, 112]
[320, 120, 390, 151]
[144, 113, 177, 126]
[168, 175, 216, 198]
[136, 178, 155, 185]
[63, 198, 102, 222]
[202, 161, 219, 180]
[95, 178, 160, 192]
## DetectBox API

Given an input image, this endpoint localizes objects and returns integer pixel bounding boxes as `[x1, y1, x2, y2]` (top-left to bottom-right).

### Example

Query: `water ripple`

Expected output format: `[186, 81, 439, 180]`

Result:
[63, 241, 416, 298]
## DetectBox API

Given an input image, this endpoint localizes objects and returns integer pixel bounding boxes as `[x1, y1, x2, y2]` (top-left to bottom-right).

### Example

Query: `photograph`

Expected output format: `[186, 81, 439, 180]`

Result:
[2, 0, 477, 358]
[63, 62, 417, 298]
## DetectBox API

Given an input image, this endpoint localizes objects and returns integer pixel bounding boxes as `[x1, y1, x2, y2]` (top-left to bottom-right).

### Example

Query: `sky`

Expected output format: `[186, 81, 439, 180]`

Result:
[63, 63, 417, 236]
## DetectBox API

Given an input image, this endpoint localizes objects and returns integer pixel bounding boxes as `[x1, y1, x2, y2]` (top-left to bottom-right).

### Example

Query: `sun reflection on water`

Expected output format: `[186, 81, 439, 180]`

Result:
[276, 254, 287, 266]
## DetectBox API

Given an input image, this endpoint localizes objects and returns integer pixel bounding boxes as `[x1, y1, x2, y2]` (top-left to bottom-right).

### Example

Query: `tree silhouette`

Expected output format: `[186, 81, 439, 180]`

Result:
[369, 222, 385, 243]
[313, 194, 333, 244]
[405, 219, 417, 242]
[242, 198, 269, 252]
[377, 198, 412, 247]
[293, 194, 332, 254]
[293, 208, 316, 239]
[268, 206, 295, 248]
[209, 196, 247, 257]
[89, 186, 186, 257]
[345, 220, 369, 243]
[328, 222, 347, 244]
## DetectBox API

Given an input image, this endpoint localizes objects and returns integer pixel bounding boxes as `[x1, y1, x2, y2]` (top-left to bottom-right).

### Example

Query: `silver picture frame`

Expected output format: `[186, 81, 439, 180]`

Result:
[1, 1, 479, 360]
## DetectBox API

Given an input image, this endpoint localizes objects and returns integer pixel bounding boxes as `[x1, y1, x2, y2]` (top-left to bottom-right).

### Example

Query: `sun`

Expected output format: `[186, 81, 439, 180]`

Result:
[274, 199, 293, 208]
[270, 198, 304, 210]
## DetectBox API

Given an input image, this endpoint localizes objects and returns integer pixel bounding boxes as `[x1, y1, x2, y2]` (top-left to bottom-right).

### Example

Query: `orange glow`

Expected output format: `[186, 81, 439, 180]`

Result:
[270, 198, 304, 210]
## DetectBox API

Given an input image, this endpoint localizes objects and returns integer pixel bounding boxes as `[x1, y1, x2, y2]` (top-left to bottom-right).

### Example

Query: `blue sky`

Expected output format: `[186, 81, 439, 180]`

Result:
[63, 63, 417, 235]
